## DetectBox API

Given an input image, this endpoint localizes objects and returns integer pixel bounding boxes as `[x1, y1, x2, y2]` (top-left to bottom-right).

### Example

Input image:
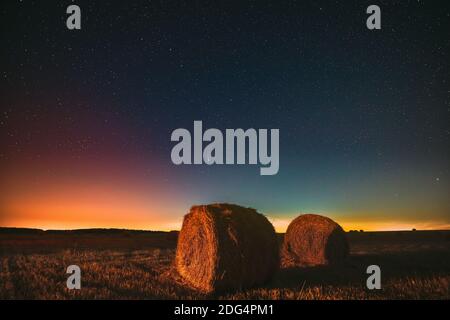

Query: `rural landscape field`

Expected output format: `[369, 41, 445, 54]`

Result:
[1, 227, 449, 300]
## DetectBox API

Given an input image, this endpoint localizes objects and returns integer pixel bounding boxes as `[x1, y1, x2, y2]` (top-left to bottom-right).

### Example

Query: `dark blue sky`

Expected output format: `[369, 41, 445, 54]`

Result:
[1, 1, 449, 230]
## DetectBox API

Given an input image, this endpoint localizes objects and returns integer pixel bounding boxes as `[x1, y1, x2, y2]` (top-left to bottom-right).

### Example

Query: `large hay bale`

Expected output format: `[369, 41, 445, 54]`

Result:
[176, 203, 279, 293]
[281, 214, 349, 267]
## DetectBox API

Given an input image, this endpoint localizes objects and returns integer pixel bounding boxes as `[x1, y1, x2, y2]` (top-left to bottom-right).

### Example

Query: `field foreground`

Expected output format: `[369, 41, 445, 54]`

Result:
[0, 228, 449, 299]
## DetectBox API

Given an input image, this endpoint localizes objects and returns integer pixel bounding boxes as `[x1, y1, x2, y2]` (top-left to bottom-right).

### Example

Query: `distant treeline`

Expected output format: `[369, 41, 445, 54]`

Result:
[1, 227, 449, 240]
[0, 227, 179, 236]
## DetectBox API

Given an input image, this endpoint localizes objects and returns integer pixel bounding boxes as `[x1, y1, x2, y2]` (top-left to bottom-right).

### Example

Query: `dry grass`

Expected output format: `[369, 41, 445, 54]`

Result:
[0, 229, 449, 299]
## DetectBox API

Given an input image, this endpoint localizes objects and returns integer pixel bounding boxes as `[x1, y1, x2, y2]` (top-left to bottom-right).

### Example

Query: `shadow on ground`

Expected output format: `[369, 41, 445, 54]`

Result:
[271, 249, 450, 289]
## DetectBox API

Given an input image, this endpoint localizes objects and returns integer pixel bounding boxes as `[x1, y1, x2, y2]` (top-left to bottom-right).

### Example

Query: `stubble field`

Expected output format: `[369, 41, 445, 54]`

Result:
[0, 228, 449, 299]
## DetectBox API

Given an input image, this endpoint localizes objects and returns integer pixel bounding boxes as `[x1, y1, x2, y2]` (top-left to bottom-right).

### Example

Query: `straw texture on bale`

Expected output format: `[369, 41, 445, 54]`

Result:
[176, 203, 279, 293]
[281, 214, 349, 267]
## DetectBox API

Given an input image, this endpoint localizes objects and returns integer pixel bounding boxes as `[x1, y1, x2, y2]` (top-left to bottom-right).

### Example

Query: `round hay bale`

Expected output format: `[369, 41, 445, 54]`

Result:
[175, 203, 279, 293]
[281, 214, 349, 267]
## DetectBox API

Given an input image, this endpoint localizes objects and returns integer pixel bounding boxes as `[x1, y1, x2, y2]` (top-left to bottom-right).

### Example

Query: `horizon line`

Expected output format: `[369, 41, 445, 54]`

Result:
[2, 225, 450, 233]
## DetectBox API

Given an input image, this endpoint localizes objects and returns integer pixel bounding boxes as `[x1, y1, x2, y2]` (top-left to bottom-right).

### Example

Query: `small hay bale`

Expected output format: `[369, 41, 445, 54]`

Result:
[175, 203, 279, 293]
[281, 214, 349, 267]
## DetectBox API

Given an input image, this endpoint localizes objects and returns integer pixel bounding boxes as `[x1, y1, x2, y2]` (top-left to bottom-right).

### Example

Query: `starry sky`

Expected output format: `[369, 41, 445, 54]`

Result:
[1, 0, 449, 231]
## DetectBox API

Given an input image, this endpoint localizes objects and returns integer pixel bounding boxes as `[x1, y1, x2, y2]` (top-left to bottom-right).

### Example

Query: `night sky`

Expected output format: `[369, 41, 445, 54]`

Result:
[1, 0, 449, 231]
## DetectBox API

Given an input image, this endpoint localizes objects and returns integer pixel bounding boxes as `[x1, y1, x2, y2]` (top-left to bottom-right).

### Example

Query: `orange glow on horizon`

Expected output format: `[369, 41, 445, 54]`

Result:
[3, 210, 450, 233]
[1, 161, 449, 233]
[267, 216, 450, 233]
[0, 159, 185, 232]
